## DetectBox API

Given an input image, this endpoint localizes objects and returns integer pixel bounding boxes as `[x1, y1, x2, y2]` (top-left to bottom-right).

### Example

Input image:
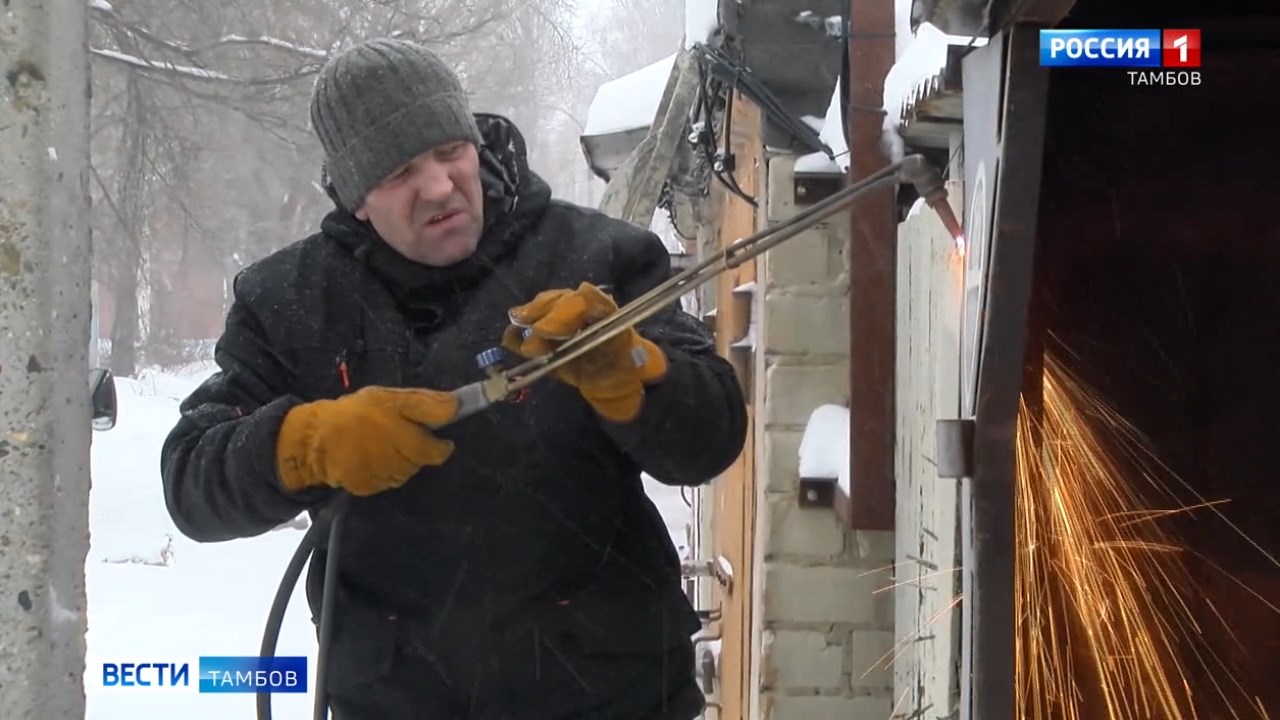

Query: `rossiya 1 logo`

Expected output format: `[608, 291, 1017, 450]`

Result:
[1038, 28, 1201, 86]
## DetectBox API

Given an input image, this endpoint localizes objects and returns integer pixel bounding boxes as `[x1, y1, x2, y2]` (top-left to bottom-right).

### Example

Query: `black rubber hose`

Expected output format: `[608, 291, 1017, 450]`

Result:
[255, 494, 349, 720]
[255, 517, 318, 720]
[312, 496, 349, 720]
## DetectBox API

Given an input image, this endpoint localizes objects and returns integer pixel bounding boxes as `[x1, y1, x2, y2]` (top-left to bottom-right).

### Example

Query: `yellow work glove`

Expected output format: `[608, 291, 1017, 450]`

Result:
[501, 282, 668, 423]
[275, 386, 458, 496]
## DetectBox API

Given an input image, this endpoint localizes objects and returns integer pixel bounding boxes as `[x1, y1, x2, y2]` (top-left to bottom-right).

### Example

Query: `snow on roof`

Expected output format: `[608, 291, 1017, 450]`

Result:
[583, 52, 678, 137]
[798, 404, 851, 495]
[795, 82, 849, 175]
[684, 0, 719, 47]
[882, 22, 986, 132]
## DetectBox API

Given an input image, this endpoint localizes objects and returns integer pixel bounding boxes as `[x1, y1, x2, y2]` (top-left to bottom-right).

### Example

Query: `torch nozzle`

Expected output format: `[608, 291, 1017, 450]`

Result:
[898, 154, 966, 251]
[929, 200, 966, 250]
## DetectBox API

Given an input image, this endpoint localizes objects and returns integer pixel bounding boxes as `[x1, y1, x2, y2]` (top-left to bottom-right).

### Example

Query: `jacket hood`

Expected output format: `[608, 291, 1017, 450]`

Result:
[318, 113, 554, 307]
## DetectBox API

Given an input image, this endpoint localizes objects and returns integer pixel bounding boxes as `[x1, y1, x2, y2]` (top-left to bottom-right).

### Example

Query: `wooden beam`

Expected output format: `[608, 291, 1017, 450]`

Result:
[708, 90, 762, 720]
[598, 50, 701, 227]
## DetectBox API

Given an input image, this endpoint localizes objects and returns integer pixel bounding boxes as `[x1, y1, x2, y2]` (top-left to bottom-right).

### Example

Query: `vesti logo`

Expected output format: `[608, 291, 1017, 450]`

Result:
[1039, 28, 1202, 86]
[100, 656, 308, 694]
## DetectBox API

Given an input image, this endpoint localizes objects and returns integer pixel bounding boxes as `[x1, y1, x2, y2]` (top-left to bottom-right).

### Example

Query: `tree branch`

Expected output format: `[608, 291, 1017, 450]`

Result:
[201, 35, 328, 59]
[91, 47, 321, 86]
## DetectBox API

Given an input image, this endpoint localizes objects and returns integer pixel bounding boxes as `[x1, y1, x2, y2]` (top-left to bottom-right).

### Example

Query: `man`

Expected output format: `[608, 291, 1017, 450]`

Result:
[160, 38, 747, 719]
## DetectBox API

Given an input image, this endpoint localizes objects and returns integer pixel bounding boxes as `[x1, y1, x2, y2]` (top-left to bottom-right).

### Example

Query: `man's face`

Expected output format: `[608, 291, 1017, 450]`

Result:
[355, 141, 485, 267]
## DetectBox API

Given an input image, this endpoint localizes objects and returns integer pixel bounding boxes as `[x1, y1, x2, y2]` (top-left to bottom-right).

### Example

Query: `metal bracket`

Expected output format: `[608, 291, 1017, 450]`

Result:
[798, 476, 837, 508]
[794, 174, 844, 205]
[682, 556, 734, 593]
[935, 418, 976, 478]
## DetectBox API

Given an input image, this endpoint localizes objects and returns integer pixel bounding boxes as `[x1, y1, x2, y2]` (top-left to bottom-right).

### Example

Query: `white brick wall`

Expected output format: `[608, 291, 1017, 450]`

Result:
[850, 630, 895, 693]
[763, 221, 849, 288]
[761, 295, 850, 356]
[762, 630, 846, 689]
[750, 154, 896, 720]
[762, 363, 849, 427]
[763, 430, 803, 493]
[763, 492, 845, 559]
[762, 565, 879, 624]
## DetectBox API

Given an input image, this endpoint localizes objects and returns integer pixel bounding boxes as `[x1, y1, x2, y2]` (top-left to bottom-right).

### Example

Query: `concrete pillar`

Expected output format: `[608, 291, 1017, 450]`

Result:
[0, 1, 94, 718]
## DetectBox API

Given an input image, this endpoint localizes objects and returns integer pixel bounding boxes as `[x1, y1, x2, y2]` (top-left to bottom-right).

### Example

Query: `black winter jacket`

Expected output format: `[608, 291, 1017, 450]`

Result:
[159, 115, 747, 707]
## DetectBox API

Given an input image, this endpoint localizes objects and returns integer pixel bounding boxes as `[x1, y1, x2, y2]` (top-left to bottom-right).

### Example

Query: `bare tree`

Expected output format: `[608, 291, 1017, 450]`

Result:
[86, 0, 583, 376]
[584, 0, 685, 80]
[555, 0, 686, 207]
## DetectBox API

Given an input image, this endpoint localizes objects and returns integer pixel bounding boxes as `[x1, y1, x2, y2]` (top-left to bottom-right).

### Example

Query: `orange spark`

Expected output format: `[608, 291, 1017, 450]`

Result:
[1016, 351, 1274, 720]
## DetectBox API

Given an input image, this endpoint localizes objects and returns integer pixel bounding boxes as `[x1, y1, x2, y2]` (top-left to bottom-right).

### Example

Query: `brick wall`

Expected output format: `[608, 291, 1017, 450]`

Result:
[749, 153, 896, 720]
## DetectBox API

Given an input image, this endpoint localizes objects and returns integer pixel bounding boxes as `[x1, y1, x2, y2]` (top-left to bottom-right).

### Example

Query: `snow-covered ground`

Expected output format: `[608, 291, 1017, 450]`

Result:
[84, 363, 693, 719]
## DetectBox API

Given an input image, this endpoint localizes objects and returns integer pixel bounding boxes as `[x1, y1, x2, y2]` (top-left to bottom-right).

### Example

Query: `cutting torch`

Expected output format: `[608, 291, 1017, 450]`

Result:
[257, 153, 963, 720]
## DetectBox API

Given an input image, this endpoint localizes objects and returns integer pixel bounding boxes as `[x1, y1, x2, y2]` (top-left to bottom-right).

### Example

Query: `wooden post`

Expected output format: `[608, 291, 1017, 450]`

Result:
[708, 90, 761, 720]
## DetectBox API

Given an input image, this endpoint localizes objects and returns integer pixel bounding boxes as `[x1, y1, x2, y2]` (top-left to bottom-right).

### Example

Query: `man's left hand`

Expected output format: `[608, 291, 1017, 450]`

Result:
[502, 282, 667, 423]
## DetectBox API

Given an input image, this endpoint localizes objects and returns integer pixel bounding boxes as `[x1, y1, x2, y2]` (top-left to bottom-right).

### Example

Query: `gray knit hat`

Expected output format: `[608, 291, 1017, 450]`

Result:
[310, 38, 483, 211]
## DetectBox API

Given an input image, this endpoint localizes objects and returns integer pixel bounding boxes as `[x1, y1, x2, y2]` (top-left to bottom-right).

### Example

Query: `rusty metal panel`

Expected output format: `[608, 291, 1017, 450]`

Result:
[846, 0, 898, 532]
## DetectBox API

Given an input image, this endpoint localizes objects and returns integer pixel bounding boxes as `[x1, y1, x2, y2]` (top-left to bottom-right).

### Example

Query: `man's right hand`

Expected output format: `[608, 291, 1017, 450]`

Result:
[275, 386, 459, 496]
